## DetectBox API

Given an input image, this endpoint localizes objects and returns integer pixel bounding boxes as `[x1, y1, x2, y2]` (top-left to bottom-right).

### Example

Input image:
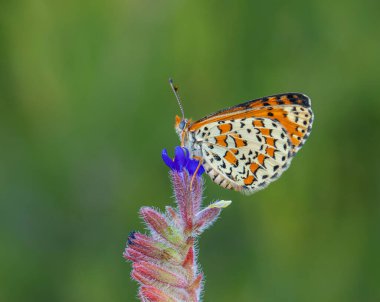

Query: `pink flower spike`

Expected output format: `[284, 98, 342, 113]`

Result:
[139, 286, 176, 302]
[125, 147, 231, 301]
[133, 261, 188, 288]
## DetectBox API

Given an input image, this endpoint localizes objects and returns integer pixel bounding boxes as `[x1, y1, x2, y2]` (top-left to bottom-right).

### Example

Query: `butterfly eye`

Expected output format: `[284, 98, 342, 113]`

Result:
[179, 120, 186, 130]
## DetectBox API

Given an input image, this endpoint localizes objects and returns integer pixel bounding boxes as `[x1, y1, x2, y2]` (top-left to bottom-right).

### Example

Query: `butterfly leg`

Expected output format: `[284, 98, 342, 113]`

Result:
[181, 132, 186, 147]
[190, 156, 203, 189]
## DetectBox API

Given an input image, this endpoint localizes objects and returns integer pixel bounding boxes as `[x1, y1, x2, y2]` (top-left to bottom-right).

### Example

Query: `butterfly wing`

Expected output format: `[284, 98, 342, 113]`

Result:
[189, 93, 313, 154]
[188, 93, 313, 194]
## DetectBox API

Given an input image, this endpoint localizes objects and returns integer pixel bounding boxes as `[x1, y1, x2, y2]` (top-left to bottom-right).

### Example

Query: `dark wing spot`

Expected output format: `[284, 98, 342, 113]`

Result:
[213, 154, 221, 161]
[238, 166, 246, 175]
[298, 94, 311, 106]
[271, 173, 278, 179]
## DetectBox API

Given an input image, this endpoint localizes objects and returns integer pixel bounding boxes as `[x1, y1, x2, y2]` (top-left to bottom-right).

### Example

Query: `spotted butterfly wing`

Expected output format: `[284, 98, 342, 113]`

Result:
[186, 93, 313, 194]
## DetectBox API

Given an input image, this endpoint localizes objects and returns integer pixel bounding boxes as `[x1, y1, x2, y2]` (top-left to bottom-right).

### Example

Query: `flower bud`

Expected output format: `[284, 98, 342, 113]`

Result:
[133, 261, 188, 288]
[140, 207, 182, 246]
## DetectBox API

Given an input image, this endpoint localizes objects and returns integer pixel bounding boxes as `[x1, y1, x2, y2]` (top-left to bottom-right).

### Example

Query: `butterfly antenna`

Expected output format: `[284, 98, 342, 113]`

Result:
[169, 78, 185, 119]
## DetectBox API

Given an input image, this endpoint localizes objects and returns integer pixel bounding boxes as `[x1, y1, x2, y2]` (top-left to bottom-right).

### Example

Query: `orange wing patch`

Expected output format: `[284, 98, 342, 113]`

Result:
[253, 120, 264, 128]
[224, 151, 238, 166]
[244, 175, 255, 185]
[266, 147, 275, 157]
[215, 135, 228, 147]
[217, 123, 232, 134]
[231, 134, 247, 148]
[266, 137, 275, 147]
[250, 163, 259, 175]
[260, 128, 270, 136]
[257, 154, 265, 165]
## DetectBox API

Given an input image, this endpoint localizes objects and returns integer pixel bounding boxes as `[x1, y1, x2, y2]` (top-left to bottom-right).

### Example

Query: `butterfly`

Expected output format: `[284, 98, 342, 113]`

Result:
[170, 79, 314, 195]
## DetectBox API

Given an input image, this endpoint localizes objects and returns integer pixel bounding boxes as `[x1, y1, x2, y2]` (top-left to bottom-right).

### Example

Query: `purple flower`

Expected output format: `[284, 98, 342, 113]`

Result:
[162, 146, 204, 176]
[186, 157, 205, 176]
[162, 146, 188, 171]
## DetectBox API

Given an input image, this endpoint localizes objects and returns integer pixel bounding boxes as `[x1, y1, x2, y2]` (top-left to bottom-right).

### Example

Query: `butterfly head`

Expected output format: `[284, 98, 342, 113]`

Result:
[175, 115, 191, 146]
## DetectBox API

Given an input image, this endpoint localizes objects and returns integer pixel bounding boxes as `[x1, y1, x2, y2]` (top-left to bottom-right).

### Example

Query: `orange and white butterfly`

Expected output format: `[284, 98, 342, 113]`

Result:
[170, 79, 313, 195]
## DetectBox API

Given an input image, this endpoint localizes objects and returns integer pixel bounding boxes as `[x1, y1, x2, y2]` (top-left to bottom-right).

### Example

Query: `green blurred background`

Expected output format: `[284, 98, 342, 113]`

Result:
[1, 0, 380, 301]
